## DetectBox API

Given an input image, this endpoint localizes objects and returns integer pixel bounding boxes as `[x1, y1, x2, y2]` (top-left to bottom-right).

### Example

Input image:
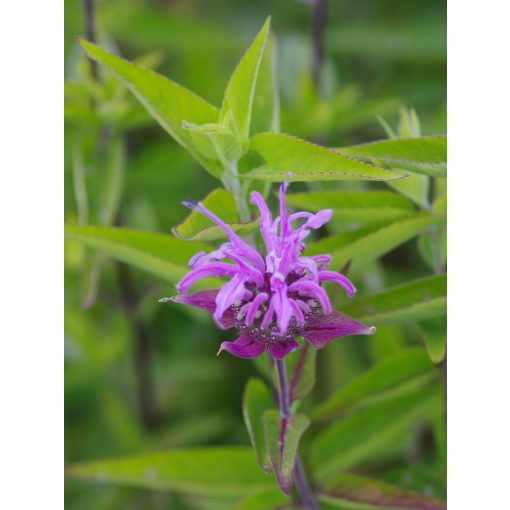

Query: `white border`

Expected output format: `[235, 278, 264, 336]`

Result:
[0, 0, 63, 508]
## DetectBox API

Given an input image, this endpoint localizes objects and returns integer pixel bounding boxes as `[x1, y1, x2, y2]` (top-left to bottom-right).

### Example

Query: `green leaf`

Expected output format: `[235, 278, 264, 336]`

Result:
[263, 410, 310, 495]
[182, 122, 243, 163]
[248, 133, 404, 182]
[311, 348, 436, 421]
[341, 275, 447, 325]
[286, 341, 317, 402]
[229, 489, 288, 510]
[172, 188, 258, 241]
[306, 213, 445, 272]
[65, 225, 210, 285]
[286, 190, 415, 225]
[242, 379, 274, 474]
[386, 173, 430, 209]
[250, 34, 280, 136]
[320, 474, 446, 510]
[78, 39, 224, 178]
[310, 384, 443, 480]
[220, 17, 271, 146]
[67, 447, 274, 498]
[418, 317, 447, 364]
[339, 136, 447, 178]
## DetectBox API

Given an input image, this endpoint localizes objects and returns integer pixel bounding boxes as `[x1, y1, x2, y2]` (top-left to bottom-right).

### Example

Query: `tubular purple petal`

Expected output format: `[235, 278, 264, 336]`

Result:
[288, 280, 332, 314]
[245, 292, 268, 326]
[177, 262, 239, 293]
[318, 270, 357, 298]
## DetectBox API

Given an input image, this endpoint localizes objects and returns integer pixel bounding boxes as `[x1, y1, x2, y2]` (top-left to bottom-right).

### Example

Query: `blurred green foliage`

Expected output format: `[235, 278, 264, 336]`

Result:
[65, 1, 446, 509]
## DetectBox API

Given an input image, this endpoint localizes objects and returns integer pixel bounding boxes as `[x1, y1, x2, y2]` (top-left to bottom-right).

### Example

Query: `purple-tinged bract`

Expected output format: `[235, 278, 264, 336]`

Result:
[168, 183, 375, 359]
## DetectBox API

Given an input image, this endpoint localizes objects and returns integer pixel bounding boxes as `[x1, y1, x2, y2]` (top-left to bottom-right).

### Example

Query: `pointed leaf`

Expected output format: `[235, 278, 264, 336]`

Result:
[263, 410, 310, 495]
[311, 348, 436, 421]
[242, 379, 275, 474]
[418, 317, 447, 364]
[306, 213, 445, 272]
[220, 17, 271, 145]
[286, 190, 415, 225]
[386, 173, 430, 208]
[78, 39, 224, 177]
[67, 447, 274, 498]
[320, 474, 446, 510]
[310, 384, 443, 480]
[248, 133, 404, 182]
[250, 34, 280, 136]
[172, 188, 258, 241]
[341, 275, 447, 325]
[339, 136, 447, 178]
[65, 225, 211, 285]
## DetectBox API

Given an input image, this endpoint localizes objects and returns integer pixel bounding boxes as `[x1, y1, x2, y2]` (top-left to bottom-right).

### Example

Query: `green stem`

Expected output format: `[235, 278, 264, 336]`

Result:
[275, 358, 318, 510]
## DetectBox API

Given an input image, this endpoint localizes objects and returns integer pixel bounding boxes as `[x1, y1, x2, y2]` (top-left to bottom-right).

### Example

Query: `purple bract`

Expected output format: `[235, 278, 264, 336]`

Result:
[166, 183, 375, 359]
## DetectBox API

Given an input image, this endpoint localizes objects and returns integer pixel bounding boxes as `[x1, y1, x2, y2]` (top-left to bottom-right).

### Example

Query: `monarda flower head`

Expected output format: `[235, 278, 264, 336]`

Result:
[165, 183, 375, 359]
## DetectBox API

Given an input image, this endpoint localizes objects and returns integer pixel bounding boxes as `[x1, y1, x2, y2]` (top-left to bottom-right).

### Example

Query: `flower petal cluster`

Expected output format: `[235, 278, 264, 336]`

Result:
[169, 183, 375, 359]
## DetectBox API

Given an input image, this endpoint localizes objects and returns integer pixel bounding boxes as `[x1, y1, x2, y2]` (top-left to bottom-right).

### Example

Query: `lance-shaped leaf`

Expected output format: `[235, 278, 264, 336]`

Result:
[263, 410, 310, 495]
[418, 316, 447, 364]
[247, 133, 404, 182]
[66, 447, 274, 498]
[286, 190, 415, 225]
[311, 347, 436, 421]
[65, 225, 212, 286]
[306, 212, 445, 272]
[341, 275, 447, 325]
[242, 379, 274, 474]
[78, 39, 224, 178]
[286, 341, 317, 402]
[320, 474, 446, 510]
[220, 17, 271, 146]
[310, 383, 443, 480]
[338, 136, 447, 178]
[250, 34, 280, 136]
[172, 188, 258, 242]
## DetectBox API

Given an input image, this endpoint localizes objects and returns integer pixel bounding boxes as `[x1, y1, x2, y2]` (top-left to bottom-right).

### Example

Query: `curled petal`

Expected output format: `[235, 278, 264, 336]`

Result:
[288, 280, 332, 314]
[289, 299, 305, 325]
[214, 274, 248, 328]
[268, 338, 300, 360]
[303, 310, 375, 348]
[318, 270, 357, 298]
[218, 335, 266, 359]
[270, 278, 293, 334]
[311, 254, 332, 269]
[170, 290, 236, 328]
[177, 262, 239, 293]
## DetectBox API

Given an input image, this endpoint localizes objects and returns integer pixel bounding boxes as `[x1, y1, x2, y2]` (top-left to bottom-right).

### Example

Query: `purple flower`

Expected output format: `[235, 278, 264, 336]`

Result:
[166, 183, 375, 360]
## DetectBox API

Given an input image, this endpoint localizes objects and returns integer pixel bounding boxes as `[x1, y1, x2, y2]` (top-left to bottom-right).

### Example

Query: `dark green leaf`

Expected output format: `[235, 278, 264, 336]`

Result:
[242, 379, 275, 474]
[248, 133, 404, 182]
[263, 410, 310, 495]
[172, 188, 258, 241]
[310, 384, 443, 480]
[341, 275, 447, 325]
[320, 474, 446, 509]
[67, 447, 274, 497]
[339, 136, 447, 178]
[65, 225, 210, 285]
[311, 348, 436, 421]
